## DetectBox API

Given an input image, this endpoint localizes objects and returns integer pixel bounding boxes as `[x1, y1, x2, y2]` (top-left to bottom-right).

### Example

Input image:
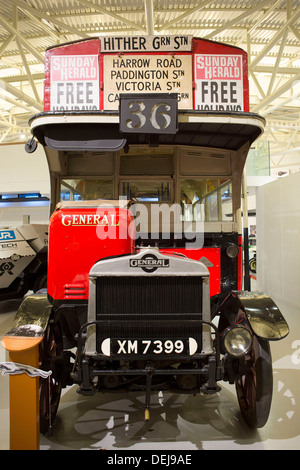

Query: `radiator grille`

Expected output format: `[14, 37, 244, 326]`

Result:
[95, 276, 203, 352]
[96, 276, 202, 314]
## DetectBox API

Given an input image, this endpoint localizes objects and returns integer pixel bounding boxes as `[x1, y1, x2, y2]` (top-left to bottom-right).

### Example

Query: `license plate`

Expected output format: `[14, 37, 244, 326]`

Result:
[101, 338, 198, 356]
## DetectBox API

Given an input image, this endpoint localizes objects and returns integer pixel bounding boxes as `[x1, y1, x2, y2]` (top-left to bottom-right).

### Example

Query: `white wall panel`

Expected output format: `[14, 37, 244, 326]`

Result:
[0, 143, 50, 195]
[256, 172, 300, 307]
[0, 143, 50, 227]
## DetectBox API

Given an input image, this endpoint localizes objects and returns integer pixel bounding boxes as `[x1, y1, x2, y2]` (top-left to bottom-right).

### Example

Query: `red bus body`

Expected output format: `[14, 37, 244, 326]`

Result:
[47, 203, 135, 303]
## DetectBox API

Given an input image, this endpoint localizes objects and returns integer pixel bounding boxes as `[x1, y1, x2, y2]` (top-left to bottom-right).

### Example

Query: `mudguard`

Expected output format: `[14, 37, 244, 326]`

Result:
[218, 291, 289, 340]
[4, 291, 52, 340]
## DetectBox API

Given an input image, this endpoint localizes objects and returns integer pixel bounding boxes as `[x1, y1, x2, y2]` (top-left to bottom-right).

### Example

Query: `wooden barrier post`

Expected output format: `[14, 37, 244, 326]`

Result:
[2, 336, 43, 450]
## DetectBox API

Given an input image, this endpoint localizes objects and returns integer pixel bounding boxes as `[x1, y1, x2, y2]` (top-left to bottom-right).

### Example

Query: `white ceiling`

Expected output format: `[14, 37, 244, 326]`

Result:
[0, 0, 299, 173]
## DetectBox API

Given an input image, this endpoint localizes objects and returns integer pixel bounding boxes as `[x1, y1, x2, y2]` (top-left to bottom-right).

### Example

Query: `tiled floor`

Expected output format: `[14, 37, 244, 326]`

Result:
[0, 295, 299, 450]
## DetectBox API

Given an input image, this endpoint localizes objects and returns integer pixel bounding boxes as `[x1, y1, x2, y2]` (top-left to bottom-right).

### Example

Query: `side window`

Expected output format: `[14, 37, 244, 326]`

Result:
[180, 179, 232, 222]
[220, 181, 232, 220]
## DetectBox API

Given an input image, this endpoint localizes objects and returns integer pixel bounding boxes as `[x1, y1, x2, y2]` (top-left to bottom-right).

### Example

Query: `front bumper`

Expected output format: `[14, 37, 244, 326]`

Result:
[73, 318, 223, 408]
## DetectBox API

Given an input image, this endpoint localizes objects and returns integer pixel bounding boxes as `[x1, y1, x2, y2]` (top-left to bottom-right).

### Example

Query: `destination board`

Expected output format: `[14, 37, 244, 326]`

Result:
[103, 54, 193, 110]
[100, 35, 193, 52]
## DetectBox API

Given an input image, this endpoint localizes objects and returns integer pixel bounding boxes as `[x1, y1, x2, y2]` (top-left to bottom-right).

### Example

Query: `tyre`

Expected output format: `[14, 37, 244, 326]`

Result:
[235, 335, 273, 428]
[249, 256, 256, 274]
[39, 319, 63, 434]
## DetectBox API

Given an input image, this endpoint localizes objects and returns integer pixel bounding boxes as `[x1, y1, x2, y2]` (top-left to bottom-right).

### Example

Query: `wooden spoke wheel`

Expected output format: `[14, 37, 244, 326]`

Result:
[235, 335, 273, 428]
[39, 320, 63, 434]
[249, 256, 256, 274]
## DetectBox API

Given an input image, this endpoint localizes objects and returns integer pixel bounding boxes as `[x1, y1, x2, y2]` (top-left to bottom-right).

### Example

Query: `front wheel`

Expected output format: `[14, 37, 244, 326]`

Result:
[39, 319, 63, 434]
[235, 335, 273, 428]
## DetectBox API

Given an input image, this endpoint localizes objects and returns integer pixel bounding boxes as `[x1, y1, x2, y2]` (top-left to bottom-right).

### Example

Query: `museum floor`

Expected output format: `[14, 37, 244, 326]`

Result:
[0, 293, 299, 451]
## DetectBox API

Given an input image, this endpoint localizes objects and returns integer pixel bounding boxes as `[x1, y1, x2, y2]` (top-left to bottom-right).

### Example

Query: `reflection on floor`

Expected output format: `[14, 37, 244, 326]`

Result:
[0, 296, 299, 450]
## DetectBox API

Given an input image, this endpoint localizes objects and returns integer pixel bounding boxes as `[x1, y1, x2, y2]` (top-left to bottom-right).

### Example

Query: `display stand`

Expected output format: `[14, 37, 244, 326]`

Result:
[1, 336, 43, 450]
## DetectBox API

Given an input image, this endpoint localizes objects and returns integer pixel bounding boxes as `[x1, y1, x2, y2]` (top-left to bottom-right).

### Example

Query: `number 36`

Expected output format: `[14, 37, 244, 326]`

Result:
[126, 101, 172, 131]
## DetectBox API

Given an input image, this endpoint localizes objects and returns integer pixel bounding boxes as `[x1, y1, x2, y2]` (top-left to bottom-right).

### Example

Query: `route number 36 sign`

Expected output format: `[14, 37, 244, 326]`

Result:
[119, 94, 178, 134]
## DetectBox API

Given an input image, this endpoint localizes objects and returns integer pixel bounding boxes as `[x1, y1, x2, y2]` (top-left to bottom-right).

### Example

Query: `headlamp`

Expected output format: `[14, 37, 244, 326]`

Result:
[222, 324, 252, 357]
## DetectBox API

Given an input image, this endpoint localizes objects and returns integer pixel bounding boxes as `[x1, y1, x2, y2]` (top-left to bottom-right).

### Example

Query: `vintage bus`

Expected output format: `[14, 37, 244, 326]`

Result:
[5, 35, 288, 433]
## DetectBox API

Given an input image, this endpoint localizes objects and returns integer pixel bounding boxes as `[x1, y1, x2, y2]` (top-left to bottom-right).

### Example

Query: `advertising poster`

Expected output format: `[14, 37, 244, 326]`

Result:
[194, 54, 244, 111]
[50, 55, 100, 111]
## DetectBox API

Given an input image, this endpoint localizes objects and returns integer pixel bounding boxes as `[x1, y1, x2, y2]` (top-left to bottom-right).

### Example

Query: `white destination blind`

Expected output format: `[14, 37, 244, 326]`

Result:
[104, 54, 193, 110]
[194, 54, 244, 112]
[50, 55, 100, 111]
[100, 35, 192, 53]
